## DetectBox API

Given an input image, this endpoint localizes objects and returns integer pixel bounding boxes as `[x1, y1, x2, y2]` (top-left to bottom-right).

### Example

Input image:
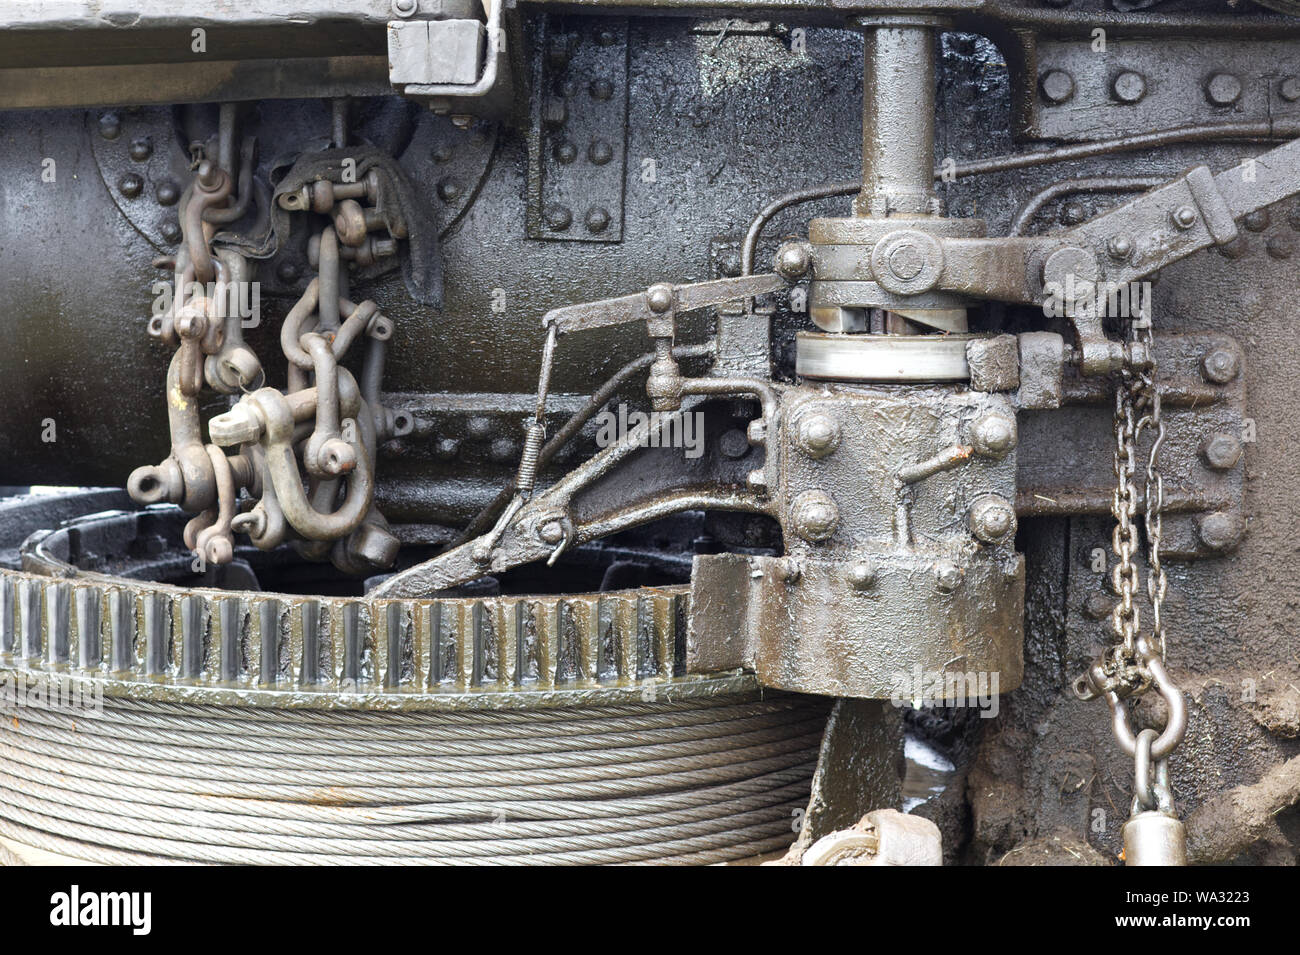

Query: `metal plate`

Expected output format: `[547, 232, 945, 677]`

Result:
[795, 331, 973, 382]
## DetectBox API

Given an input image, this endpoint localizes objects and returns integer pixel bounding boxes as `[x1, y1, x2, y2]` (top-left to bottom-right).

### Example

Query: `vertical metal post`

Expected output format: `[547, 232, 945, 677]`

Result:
[854, 17, 943, 218]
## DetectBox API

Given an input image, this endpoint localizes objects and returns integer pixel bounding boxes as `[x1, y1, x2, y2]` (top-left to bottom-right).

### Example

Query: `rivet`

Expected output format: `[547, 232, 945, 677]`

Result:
[155, 181, 180, 206]
[1039, 69, 1075, 105]
[847, 563, 877, 591]
[117, 172, 143, 199]
[1266, 233, 1294, 259]
[1280, 76, 1300, 103]
[159, 220, 182, 244]
[129, 137, 153, 161]
[436, 178, 461, 202]
[588, 139, 614, 165]
[1171, 205, 1198, 230]
[584, 206, 611, 233]
[98, 112, 121, 140]
[553, 140, 578, 164]
[933, 562, 963, 593]
[1205, 72, 1242, 106]
[544, 204, 572, 231]
[791, 490, 838, 543]
[590, 78, 614, 101]
[1243, 209, 1269, 232]
[1111, 71, 1147, 104]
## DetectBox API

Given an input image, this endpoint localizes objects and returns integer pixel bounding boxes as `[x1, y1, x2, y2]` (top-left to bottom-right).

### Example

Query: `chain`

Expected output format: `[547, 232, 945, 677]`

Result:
[1073, 305, 1188, 856]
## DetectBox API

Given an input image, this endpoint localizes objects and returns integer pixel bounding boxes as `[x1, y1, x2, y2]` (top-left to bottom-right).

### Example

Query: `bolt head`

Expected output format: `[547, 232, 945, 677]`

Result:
[970, 495, 1018, 543]
[1200, 432, 1243, 470]
[791, 490, 838, 542]
[1107, 235, 1133, 260]
[1205, 72, 1242, 106]
[775, 242, 810, 280]
[796, 413, 840, 459]
[933, 561, 963, 593]
[543, 203, 572, 231]
[117, 172, 144, 199]
[584, 207, 611, 234]
[646, 283, 675, 314]
[1201, 347, 1240, 384]
[1198, 511, 1247, 552]
[970, 413, 1018, 459]
[1111, 71, 1147, 104]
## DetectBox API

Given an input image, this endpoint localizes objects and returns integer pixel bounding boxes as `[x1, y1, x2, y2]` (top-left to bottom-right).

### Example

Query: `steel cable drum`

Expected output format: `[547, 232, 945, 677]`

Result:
[0, 500, 830, 865]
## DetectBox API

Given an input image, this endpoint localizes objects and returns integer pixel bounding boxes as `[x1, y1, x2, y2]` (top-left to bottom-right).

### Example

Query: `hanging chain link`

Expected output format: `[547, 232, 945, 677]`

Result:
[1073, 305, 1188, 837]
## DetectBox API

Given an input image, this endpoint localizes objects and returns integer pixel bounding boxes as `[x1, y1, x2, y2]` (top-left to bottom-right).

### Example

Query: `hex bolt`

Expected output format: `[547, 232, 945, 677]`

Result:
[543, 204, 573, 231]
[796, 413, 840, 459]
[98, 112, 122, 140]
[1083, 592, 1113, 621]
[1171, 205, 1198, 230]
[1267, 233, 1295, 259]
[1200, 432, 1243, 470]
[969, 495, 1018, 543]
[1205, 72, 1242, 106]
[1039, 69, 1075, 105]
[775, 241, 811, 279]
[791, 490, 838, 542]
[1201, 347, 1240, 384]
[1107, 235, 1133, 261]
[117, 172, 143, 199]
[588, 140, 614, 165]
[847, 562, 877, 591]
[1111, 71, 1147, 104]
[969, 413, 1018, 459]
[1198, 511, 1246, 553]
[538, 520, 566, 545]
[585, 207, 611, 233]
[156, 181, 180, 207]
[718, 428, 749, 459]
[553, 140, 578, 164]
[933, 561, 963, 593]
[590, 78, 614, 100]
[1280, 76, 1300, 103]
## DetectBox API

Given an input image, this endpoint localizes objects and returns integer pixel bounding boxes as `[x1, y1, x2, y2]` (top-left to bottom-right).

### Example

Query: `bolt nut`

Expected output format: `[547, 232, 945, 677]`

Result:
[1198, 511, 1247, 553]
[969, 494, 1018, 543]
[1171, 205, 1198, 230]
[1039, 69, 1075, 105]
[1205, 72, 1242, 106]
[796, 413, 840, 459]
[1111, 71, 1147, 104]
[1107, 235, 1133, 260]
[791, 490, 838, 543]
[969, 413, 1018, 459]
[1201, 347, 1240, 384]
[933, 561, 963, 593]
[1200, 432, 1243, 470]
[846, 562, 877, 591]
